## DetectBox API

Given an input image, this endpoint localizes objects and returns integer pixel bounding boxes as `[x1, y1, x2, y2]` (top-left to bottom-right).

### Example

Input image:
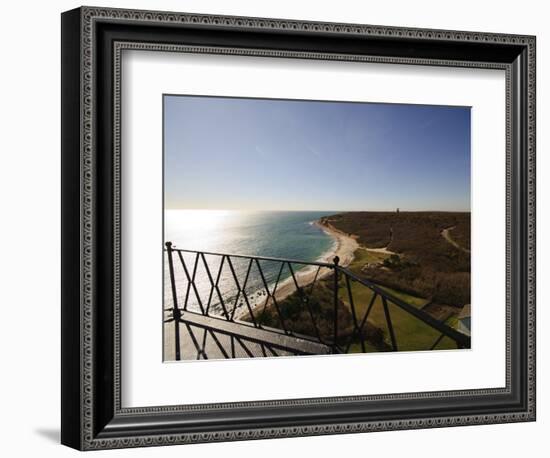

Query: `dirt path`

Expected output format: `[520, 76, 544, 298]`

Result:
[441, 226, 470, 254]
[363, 245, 397, 256]
[323, 220, 397, 256]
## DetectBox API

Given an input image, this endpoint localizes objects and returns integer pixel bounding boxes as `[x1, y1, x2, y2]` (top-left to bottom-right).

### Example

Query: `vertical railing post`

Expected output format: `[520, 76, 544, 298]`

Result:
[381, 296, 398, 351]
[333, 256, 340, 349]
[166, 241, 181, 361]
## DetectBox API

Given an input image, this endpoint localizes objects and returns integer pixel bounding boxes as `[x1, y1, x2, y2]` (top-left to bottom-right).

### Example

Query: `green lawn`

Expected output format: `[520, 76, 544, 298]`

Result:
[378, 285, 428, 309]
[340, 249, 457, 352]
[347, 340, 382, 353]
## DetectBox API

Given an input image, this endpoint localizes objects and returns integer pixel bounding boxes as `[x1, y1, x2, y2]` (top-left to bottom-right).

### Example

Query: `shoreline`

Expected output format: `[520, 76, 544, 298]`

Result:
[235, 219, 359, 318]
[273, 220, 359, 302]
[314, 220, 359, 267]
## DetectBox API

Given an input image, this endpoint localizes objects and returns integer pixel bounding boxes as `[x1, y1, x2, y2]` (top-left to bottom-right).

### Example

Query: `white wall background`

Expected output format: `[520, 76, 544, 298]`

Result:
[0, 0, 545, 456]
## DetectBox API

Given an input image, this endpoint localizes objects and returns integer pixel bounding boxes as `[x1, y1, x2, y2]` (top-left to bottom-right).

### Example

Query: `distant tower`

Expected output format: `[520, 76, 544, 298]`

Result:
[396, 208, 400, 214]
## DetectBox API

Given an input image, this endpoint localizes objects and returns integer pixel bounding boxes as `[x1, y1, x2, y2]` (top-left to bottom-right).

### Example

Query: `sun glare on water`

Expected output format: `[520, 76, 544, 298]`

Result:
[164, 209, 250, 253]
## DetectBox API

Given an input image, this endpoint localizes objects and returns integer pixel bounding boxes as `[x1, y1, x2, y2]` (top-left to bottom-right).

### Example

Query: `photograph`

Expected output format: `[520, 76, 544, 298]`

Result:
[163, 95, 472, 361]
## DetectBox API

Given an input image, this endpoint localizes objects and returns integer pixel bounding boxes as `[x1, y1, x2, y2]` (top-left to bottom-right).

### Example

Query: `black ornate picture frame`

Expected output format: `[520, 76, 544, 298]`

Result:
[61, 6, 536, 450]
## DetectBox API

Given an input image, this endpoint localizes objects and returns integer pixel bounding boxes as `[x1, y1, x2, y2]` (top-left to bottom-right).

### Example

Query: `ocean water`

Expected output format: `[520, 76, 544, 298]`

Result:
[164, 209, 336, 314]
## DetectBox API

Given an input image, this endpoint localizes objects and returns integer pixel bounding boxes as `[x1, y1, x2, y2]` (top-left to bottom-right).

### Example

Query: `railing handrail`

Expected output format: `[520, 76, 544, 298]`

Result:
[165, 243, 471, 358]
[166, 246, 336, 268]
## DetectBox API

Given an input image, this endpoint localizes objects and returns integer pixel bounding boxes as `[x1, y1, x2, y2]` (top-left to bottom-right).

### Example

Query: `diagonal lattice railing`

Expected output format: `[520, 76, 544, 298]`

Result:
[164, 241, 471, 360]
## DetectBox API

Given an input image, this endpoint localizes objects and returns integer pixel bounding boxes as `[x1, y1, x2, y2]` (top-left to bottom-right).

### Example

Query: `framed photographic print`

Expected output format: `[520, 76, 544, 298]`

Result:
[61, 6, 536, 450]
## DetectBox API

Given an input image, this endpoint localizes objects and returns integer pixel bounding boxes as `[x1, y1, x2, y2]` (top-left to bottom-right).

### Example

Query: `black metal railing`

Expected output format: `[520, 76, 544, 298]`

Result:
[164, 241, 470, 360]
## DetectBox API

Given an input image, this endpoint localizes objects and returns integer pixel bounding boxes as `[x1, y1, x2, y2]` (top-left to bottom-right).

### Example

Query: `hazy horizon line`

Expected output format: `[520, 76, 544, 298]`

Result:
[165, 208, 472, 213]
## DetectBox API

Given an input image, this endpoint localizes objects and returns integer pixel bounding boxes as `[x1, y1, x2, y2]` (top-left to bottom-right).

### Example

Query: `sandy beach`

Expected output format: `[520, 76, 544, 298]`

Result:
[234, 220, 359, 319]
[273, 221, 358, 301]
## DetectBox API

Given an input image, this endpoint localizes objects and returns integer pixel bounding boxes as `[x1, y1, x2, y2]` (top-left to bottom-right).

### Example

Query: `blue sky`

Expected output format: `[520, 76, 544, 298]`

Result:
[164, 95, 471, 211]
